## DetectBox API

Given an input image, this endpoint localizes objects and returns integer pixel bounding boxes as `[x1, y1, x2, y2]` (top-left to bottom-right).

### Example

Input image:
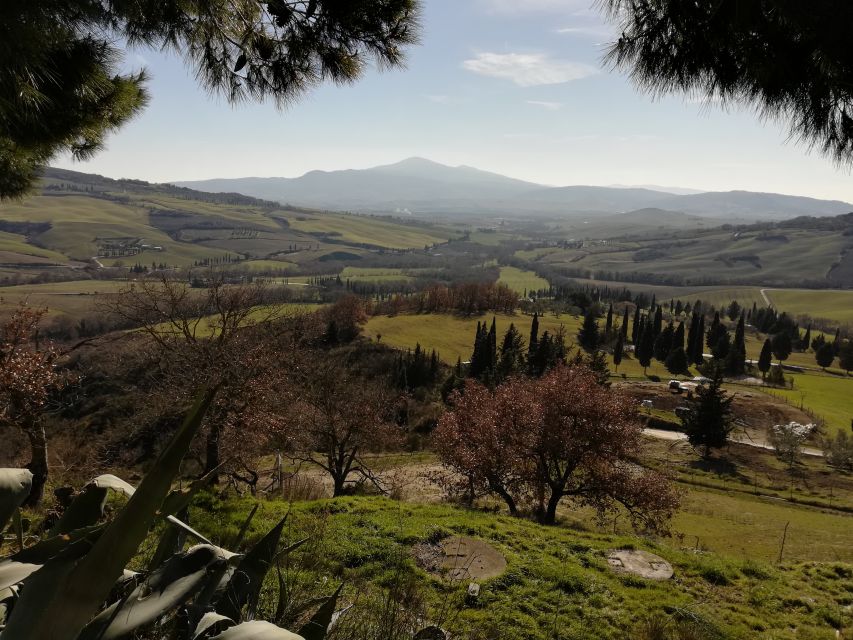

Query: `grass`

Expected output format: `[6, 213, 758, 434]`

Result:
[365, 312, 581, 363]
[757, 372, 853, 437]
[763, 289, 853, 326]
[285, 212, 452, 250]
[497, 266, 549, 295]
[0, 279, 129, 318]
[190, 494, 853, 640]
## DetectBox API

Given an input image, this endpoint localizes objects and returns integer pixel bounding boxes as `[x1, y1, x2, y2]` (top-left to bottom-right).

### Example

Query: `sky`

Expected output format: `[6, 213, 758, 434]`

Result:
[55, 0, 853, 202]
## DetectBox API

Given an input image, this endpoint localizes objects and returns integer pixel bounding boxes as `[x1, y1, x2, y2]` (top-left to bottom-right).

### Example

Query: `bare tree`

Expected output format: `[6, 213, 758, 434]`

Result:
[285, 356, 400, 496]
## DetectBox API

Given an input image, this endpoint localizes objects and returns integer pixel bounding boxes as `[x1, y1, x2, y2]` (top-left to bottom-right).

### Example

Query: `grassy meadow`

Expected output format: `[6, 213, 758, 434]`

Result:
[189, 494, 853, 640]
[497, 266, 549, 294]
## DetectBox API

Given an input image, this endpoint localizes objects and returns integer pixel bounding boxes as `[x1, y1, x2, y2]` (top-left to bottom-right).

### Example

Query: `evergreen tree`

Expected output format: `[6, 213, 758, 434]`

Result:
[675, 300, 684, 316]
[498, 323, 526, 379]
[621, 307, 630, 340]
[653, 322, 674, 362]
[488, 317, 498, 373]
[637, 321, 655, 374]
[687, 313, 699, 364]
[811, 333, 826, 352]
[706, 312, 726, 351]
[833, 328, 842, 355]
[673, 321, 685, 352]
[726, 300, 742, 321]
[652, 305, 663, 337]
[725, 313, 747, 375]
[577, 310, 601, 353]
[586, 350, 611, 387]
[801, 324, 812, 351]
[771, 332, 793, 366]
[838, 340, 853, 374]
[631, 307, 642, 344]
[694, 315, 706, 364]
[468, 322, 487, 379]
[528, 312, 540, 360]
[605, 303, 614, 339]
[665, 347, 688, 375]
[681, 365, 734, 458]
[758, 338, 773, 379]
[613, 332, 624, 373]
[816, 342, 835, 370]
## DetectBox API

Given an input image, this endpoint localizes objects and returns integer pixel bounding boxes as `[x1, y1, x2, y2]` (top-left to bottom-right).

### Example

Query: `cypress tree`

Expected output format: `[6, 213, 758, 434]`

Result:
[488, 317, 498, 372]
[673, 321, 685, 352]
[758, 338, 773, 379]
[681, 365, 734, 458]
[498, 323, 525, 379]
[654, 322, 674, 362]
[675, 299, 684, 316]
[631, 307, 642, 344]
[638, 321, 655, 374]
[605, 303, 613, 339]
[621, 307, 630, 340]
[694, 315, 706, 365]
[578, 310, 601, 353]
[726, 313, 746, 375]
[816, 342, 835, 370]
[665, 346, 688, 375]
[528, 312, 540, 357]
[653, 305, 663, 337]
[801, 324, 812, 351]
[613, 333, 624, 373]
[772, 332, 792, 366]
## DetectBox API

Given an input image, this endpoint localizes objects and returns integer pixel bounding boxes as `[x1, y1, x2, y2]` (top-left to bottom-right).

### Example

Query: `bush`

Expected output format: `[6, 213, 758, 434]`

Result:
[824, 430, 853, 469]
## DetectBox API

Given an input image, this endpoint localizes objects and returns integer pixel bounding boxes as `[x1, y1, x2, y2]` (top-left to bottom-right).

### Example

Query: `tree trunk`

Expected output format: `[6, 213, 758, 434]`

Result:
[491, 483, 518, 516]
[23, 421, 48, 507]
[539, 490, 562, 525]
[331, 472, 346, 497]
[204, 422, 222, 483]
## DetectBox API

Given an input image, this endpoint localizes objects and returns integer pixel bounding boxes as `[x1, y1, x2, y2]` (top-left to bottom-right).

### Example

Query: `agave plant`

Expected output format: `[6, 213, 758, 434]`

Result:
[0, 388, 343, 640]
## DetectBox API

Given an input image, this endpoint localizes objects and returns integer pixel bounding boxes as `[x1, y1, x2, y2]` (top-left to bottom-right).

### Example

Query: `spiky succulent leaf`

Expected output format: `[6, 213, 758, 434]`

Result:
[2, 386, 218, 640]
[0, 469, 32, 532]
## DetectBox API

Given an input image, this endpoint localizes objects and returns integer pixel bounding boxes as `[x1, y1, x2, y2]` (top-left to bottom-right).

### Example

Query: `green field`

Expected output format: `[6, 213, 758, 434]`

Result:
[191, 494, 853, 640]
[763, 289, 853, 325]
[0, 279, 129, 318]
[365, 312, 581, 363]
[285, 212, 453, 249]
[497, 266, 549, 294]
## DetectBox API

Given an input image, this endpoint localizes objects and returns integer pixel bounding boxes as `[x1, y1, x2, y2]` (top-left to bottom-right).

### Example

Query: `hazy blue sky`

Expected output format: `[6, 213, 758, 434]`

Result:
[55, 0, 853, 201]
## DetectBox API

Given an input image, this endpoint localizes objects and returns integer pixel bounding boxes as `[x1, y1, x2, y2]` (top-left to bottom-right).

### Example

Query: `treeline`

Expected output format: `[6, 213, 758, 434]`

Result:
[372, 281, 517, 316]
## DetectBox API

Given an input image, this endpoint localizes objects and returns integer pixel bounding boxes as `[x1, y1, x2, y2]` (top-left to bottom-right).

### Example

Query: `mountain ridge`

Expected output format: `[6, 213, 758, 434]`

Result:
[166, 157, 852, 220]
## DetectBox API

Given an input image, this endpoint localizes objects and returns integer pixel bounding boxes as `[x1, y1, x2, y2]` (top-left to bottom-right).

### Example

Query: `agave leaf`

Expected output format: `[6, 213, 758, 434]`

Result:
[208, 620, 305, 640]
[3, 386, 219, 640]
[48, 474, 136, 537]
[232, 503, 260, 549]
[297, 583, 343, 640]
[0, 528, 103, 635]
[78, 544, 229, 640]
[0, 469, 32, 533]
[0, 525, 104, 591]
[194, 612, 236, 639]
[216, 515, 288, 621]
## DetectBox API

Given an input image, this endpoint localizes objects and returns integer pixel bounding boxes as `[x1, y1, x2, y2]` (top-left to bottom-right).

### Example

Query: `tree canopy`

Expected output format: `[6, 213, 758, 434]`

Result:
[603, 1, 853, 164]
[0, 0, 420, 198]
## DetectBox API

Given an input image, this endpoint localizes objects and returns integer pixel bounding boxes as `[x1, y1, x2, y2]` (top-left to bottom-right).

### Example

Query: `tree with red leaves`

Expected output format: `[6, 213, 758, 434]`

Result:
[0, 305, 63, 505]
[435, 365, 679, 529]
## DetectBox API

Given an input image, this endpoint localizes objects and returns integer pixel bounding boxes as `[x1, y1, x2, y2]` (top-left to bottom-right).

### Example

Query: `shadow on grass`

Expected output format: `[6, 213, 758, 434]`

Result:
[689, 455, 743, 479]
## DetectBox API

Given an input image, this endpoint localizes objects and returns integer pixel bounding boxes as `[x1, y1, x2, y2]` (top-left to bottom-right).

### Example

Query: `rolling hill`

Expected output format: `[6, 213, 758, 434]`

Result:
[173, 157, 853, 220]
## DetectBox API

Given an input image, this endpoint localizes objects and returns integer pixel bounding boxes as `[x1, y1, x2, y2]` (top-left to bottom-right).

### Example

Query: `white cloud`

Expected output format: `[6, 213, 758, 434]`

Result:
[462, 52, 597, 87]
[526, 100, 563, 111]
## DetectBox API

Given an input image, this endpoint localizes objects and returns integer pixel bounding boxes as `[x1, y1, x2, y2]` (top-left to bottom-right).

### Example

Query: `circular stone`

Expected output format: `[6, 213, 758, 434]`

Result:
[414, 535, 507, 581]
[606, 549, 674, 580]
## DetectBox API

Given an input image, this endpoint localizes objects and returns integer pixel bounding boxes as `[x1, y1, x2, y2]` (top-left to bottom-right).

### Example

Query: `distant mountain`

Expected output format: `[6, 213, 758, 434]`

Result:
[607, 184, 706, 196]
[173, 158, 853, 220]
